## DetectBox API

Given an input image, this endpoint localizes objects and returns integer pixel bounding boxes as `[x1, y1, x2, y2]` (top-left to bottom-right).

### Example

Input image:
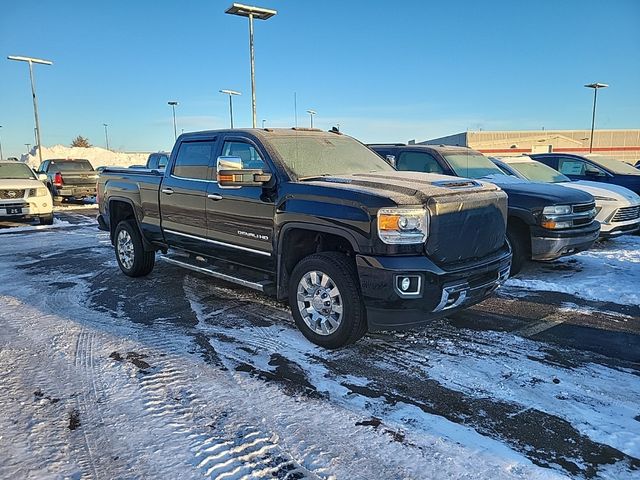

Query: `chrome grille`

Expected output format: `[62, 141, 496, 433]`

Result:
[612, 205, 640, 223]
[0, 189, 25, 200]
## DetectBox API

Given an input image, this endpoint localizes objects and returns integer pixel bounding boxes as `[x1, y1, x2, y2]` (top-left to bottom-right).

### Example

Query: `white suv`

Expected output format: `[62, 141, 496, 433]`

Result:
[0, 161, 54, 225]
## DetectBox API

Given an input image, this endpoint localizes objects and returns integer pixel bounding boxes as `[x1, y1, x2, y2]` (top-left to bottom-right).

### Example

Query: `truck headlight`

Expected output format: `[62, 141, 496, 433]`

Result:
[377, 207, 428, 244]
[29, 187, 49, 197]
[543, 205, 571, 215]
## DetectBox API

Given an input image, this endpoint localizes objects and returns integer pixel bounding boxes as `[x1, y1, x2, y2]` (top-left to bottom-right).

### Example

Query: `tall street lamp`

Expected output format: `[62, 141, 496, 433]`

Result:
[25, 143, 31, 153]
[103, 123, 110, 151]
[7, 55, 53, 165]
[219, 89, 241, 128]
[0, 125, 3, 161]
[584, 82, 609, 153]
[307, 109, 316, 129]
[225, 3, 277, 128]
[261, 119, 266, 128]
[168, 101, 178, 141]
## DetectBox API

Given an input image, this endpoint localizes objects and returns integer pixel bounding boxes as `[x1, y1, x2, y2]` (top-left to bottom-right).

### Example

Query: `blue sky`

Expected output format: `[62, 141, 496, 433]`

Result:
[1, 0, 639, 158]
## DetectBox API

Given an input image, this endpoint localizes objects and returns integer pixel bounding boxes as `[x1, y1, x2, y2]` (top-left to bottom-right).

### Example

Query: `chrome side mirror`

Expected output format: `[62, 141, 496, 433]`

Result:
[216, 156, 272, 188]
[38, 173, 48, 182]
[386, 155, 396, 167]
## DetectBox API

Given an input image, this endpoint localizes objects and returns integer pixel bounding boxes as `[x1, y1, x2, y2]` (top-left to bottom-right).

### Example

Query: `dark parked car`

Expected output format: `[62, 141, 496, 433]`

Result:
[38, 158, 98, 200]
[530, 153, 640, 195]
[98, 129, 512, 348]
[369, 144, 599, 274]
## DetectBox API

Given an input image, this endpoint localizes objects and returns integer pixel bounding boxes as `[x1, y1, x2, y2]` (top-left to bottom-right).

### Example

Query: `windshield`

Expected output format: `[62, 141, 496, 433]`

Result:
[443, 152, 507, 179]
[268, 134, 394, 178]
[584, 155, 640, 175]
[0, 162, 36, 179]
[49, 160, 95, 172]
[509, 161, 570, 183]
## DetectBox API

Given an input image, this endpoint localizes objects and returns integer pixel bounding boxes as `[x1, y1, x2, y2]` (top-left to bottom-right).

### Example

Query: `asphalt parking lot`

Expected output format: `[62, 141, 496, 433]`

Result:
[0, 207, 638, 479]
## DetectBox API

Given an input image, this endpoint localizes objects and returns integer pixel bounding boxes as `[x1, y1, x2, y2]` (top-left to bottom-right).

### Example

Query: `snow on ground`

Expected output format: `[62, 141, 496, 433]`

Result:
[506, 235, 640, 306]
[0, 229, 567, 480]
[20, 144, 150, 169]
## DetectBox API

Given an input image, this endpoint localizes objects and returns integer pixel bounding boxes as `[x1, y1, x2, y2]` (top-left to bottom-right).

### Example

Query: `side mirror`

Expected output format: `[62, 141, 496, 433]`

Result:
[38, 173, 48, 182]
[385, 155, 396, 167]
[585, 168, 603, 177]
[216, 156, 272, 188]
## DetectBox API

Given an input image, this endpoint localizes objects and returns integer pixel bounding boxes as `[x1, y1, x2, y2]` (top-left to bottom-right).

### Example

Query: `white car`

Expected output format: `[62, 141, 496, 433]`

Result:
[0, 161, 54, 225]
[492, 156, 640, 238]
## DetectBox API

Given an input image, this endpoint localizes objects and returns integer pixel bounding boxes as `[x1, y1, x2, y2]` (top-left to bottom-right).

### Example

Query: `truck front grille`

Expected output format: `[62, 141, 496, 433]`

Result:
[612, 205, 640, 222]
[573, 202, 596, 214]
[0, 189, 25, 200]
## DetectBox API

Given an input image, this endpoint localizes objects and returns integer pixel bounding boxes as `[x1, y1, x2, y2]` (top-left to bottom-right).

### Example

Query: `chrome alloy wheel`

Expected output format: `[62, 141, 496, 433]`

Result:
[296, 270, 343, 336]
[116, 229, 135, 270]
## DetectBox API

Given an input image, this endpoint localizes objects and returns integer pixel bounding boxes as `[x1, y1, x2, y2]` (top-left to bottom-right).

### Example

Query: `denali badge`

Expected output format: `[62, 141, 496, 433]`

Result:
[237, 230, 269, 241]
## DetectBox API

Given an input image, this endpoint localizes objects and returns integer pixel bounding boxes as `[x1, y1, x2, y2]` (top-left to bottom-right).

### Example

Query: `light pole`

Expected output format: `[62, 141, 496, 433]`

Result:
[584, 82, 608, 153]
[307, 109, 316, 129]
[261, 119, 266, 128]
[219, 89, 241, 128]
[7, 55, 53, 165]
[0, 125, 3, 161]
[168, 101, 178, 141]
[25, 143, 31, 153]
[103, 123, 110, 151]
[225, 3, 277, 128]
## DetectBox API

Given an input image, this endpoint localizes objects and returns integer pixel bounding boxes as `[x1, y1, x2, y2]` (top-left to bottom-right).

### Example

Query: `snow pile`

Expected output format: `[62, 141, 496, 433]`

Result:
[20, 145, 150, 169]
[506, 235, 640, 306]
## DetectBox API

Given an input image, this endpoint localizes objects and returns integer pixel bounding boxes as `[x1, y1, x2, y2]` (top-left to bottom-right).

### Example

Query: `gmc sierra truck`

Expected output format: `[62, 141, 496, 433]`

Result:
[369, 144, 600, 274]
[98, 129, 511, 348]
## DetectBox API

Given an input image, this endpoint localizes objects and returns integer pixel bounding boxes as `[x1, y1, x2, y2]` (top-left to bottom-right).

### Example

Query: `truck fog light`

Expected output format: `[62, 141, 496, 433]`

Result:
[395, 275, 421, 297]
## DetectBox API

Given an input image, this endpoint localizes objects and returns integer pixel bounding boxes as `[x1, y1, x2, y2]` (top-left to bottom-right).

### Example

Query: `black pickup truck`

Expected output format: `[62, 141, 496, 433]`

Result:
[98, 129, 511, 348]
[370, 144, 600, 274]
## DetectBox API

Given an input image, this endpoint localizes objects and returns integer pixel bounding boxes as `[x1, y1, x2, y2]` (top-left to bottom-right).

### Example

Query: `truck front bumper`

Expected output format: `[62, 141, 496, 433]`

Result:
[530, 222, 600, 261]
[0, 199, 53, 220]
[357, 246, 511, 331]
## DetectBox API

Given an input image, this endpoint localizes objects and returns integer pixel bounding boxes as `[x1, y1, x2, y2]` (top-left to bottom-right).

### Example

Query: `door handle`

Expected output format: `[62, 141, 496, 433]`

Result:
[207, 193, 223, 200]
[161, 188, 174, 195]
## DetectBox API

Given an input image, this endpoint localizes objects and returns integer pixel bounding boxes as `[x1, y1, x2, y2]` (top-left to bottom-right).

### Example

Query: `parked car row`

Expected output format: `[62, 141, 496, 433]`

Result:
[96, 128, 639, 349]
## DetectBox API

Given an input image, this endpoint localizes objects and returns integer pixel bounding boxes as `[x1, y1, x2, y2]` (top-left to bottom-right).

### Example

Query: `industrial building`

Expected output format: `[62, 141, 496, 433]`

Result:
[421, 129, 640, 164]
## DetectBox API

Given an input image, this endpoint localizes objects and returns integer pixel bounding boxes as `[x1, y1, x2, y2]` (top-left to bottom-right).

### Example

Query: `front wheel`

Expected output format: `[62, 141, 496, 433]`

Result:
[114, 220, 155, 277]
[288, 252, 367, 349]
[506, 225, 528, 276]
[39, 214, 54, 225]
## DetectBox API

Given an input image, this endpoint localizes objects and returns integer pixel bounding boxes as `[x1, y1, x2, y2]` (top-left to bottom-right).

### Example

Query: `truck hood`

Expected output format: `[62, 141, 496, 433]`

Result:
[487, 178, 595, 207]
[302, 171, 503, 205]
[560, 181, 640, 205]
[0, 178, 45, 190]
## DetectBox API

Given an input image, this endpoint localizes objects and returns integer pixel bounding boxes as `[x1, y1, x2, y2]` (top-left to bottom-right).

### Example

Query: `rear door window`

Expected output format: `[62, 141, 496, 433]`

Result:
[558, 158, 587, 175]
[172, 141, 215, 180]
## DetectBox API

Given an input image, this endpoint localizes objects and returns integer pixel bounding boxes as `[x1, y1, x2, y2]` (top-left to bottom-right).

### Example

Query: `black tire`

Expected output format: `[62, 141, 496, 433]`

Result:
[39, 214, 54, 225]
[114, 220, 155, 277]
[506, 225, 528, 276]
[288, 252, 367, 349]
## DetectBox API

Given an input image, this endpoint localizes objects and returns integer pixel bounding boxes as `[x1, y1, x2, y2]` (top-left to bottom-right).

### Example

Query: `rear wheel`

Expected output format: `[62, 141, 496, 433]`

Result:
[114, 220, 155, 277]
[506, 225, 528, 276]
[289, 252, 367, 349]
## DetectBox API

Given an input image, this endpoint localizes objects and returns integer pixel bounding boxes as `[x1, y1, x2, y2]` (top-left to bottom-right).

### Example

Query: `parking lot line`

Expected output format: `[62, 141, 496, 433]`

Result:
[514, 311, 567, 338]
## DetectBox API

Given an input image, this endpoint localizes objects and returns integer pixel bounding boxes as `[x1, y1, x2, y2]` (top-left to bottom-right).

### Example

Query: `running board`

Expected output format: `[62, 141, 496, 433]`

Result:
[161, 256, 272, 293]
